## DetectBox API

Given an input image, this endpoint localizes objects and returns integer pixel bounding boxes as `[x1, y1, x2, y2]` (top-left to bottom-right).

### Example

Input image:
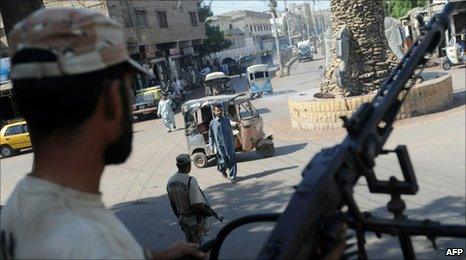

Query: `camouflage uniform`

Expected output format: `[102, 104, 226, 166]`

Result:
[2, 9, 151, 259]
[8, 8, 151, 80]
[166, 172, 210, 244]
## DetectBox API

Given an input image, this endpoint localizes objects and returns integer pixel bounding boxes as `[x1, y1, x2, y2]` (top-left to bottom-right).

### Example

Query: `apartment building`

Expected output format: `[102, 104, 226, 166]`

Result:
[106, 0, 205, 87]
[0, 15, 7, 58]
[0, 0, 205, 121]
[24, 0, 204, 87]
[209, 10, 273, 62]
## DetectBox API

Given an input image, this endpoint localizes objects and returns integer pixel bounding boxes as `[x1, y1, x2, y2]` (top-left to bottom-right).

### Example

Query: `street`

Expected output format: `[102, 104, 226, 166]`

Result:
[1, 56, 465, 259]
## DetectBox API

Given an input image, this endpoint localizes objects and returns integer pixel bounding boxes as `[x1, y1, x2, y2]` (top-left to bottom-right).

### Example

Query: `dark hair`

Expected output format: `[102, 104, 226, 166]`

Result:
[213, 103, 223, 110]
[12, 49, 131, 142]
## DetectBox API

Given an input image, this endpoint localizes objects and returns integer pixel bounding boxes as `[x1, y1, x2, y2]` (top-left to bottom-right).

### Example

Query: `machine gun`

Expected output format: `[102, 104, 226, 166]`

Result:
[197, 4, 466, 259]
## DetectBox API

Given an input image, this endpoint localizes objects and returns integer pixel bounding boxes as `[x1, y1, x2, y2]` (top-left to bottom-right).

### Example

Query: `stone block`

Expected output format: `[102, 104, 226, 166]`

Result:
[289, 75, 453, 131]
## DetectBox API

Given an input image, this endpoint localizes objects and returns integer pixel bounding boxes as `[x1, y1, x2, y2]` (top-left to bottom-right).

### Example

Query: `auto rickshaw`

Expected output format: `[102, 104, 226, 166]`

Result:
[247, 64, 273, 98]
[181, 94, 274, 168]
[441, 44, 465, 70]
[204, 72, 236, 96]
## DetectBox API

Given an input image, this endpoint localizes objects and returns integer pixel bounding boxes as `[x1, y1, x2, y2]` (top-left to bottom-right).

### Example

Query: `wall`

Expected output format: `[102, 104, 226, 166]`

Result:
[215, 36, 257, 60]
[107, 0, 205, 46]
[44, 0, 109, 15]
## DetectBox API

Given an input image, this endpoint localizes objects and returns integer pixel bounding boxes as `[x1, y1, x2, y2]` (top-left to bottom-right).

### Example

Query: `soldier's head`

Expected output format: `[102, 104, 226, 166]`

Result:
[176, 154, 191, 174]
[213, 103, 223, 118]
[9, 8, 151, 165]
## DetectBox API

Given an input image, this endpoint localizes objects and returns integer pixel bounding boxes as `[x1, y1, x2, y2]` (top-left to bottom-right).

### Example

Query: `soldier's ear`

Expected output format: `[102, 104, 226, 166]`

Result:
[102, 79, 123, 120]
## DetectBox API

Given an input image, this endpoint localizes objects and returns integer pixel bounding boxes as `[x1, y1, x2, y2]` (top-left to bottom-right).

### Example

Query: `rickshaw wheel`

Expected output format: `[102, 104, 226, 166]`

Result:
[192, 152, 208, 168]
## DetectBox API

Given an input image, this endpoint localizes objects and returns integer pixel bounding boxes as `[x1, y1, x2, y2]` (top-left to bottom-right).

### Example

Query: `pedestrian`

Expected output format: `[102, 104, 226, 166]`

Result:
[157, 93, 176, 133]
[173, 77, 183, 95]
[223, 63, 229, 76]
[0, 8, 204, 259]
[209, 104, 238, 183]
[167, 154, 216, 244]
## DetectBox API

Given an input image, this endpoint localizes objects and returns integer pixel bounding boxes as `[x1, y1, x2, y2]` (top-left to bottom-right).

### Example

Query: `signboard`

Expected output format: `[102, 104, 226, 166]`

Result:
[169, 47, 181, 55]
[182, 46, 194, 55]
[0, 57, 11, 84]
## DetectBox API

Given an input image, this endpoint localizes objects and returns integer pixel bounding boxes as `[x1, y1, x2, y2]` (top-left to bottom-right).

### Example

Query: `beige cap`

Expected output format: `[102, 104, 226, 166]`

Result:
[8, 8, 150, 79]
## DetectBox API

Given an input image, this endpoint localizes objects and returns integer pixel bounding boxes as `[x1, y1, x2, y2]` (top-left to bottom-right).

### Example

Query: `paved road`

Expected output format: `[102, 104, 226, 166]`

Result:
[1, 58, 464, 259]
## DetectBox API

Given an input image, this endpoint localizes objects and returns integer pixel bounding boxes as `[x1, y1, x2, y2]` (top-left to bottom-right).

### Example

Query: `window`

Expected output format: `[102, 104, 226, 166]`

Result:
[250, 25, 253, 31]
[122, 8, 134, 28]
[134, 10, 147, 28]
[249, 74, 254, 80]
[189, 12, 198, 26]
[265, 71, 270, 78]
[239, 102, 257, 120]
[229, 24, 233, 30]
[254, 71, 265, 79]
[5, 125, 22, 136]
[21, 124, 28, 133]
[157, 11, 168, 28]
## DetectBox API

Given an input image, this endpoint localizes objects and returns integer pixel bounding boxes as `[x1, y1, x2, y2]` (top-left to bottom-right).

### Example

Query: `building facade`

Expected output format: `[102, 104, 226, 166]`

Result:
[0, 15, 7, 58]
[107, 0, 205, 88]
[46, 0, 206, 88]
[209, 10, 273, 62]
[0, 0, 206, 121]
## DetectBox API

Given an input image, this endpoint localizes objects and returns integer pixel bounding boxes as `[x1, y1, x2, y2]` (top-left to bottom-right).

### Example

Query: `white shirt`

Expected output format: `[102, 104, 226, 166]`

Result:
[0, 176, 144, 259]
[157, 98, 174, 118]
[174, 80, 182, 94]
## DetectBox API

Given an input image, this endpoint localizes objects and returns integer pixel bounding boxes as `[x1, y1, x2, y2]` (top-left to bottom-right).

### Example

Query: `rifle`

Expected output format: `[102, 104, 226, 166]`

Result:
[197, 4, 466, 259]
[197, 182, 223, 222]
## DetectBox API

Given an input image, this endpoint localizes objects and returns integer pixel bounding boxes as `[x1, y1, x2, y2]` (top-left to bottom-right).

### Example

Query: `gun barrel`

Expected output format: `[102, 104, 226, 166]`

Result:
[347, 216, 466, 238]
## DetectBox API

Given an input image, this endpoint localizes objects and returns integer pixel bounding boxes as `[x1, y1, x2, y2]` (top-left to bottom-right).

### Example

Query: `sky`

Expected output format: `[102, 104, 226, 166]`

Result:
[210, 0, 331, 15]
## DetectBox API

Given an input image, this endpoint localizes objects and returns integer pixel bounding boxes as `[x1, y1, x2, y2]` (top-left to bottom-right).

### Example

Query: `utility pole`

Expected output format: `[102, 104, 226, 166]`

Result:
[283, 0, 293, 47]
[310, 2, 319, 54]
[304, 5, 311, 40]
[0, 0, 44, 45]
[270, 0, 283, 76]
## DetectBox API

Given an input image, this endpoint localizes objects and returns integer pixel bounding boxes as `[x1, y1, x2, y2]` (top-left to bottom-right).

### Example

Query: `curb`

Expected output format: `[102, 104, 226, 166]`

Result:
[289, 75, 453, 131]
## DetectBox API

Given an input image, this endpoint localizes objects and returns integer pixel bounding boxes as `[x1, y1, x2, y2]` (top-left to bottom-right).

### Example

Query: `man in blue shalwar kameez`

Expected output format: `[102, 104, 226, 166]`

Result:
[208, 104, 238, 183]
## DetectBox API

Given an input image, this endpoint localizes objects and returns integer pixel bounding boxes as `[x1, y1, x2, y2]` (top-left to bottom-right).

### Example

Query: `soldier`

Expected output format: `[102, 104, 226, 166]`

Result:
[0, 8, 204, 259]
[167, 154, 216, 244]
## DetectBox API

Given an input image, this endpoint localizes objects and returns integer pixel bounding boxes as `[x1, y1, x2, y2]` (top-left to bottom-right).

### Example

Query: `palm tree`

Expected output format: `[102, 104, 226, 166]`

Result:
[321, 0, 395, 97]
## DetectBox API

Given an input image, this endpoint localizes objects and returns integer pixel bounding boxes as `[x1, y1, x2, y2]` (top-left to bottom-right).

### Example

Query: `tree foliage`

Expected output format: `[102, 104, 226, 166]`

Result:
[384, 0, 427, 18]
[197, 0, 232, 56]
[197, 0, 213, 23]
[199, 22, 232, 56]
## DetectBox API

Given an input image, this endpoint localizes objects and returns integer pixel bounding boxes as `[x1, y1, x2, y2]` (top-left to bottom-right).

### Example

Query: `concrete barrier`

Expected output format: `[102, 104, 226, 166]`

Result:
[289, 74, 453, 131]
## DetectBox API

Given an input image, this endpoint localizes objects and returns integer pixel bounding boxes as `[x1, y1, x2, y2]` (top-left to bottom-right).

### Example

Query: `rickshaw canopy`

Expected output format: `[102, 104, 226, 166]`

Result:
[205, 72, 228, 81]
[182, 93, 245, 114]
[247, 64, 269, 74]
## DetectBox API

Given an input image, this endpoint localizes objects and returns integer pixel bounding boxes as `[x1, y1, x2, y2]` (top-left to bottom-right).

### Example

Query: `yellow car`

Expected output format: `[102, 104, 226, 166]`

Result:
[0, 120, 32, 158]
[132, 86, 162, 120]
